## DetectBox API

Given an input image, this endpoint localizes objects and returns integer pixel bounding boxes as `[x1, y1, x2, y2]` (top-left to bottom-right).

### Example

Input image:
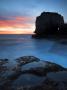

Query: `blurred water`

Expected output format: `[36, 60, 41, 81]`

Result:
[0, 34, 67, 67]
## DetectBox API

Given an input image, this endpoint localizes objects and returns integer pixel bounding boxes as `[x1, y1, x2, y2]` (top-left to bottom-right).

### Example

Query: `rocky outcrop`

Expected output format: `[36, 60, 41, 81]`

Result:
[32, 12, 67, 38]
[21, 60, 65, 76]
[0, 56, 67, 90]
[59, 23, 67, 35]
[16, 56, 40, 66]
[0, 59, 8, 73]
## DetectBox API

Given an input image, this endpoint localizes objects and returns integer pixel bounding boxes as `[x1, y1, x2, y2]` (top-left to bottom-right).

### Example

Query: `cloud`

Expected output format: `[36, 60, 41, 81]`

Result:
[0, 0, 67, 18]
[0, 0, 67, 34]
[0, 16, 35, 34]
[0, 16, 34, 27]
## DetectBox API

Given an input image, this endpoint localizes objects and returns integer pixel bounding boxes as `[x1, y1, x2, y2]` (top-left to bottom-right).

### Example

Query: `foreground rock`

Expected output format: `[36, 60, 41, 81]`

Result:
[21, 60, 65, 76]
[0, 59, 8, 65]
[0, 56, 67, 90]
[16, 56, 40, 66]
[47, 71, 67, 81]
[0, 59, 8, 73]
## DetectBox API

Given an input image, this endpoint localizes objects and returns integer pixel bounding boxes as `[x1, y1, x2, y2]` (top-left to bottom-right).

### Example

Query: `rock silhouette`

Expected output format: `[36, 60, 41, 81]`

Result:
[32, 12, 67, 38]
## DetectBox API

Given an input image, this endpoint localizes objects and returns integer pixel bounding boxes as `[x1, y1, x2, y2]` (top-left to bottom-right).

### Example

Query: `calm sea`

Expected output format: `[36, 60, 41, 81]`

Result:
[0, 34, 67, 67]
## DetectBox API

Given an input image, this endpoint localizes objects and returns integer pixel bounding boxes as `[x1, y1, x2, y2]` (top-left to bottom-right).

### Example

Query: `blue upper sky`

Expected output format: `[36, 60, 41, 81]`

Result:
[0, 0, 67, 21]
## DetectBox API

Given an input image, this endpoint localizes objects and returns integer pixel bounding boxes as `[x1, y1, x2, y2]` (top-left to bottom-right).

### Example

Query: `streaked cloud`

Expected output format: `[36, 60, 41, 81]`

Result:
[0, 16, 35, 34]
[0, 0, 67, 34]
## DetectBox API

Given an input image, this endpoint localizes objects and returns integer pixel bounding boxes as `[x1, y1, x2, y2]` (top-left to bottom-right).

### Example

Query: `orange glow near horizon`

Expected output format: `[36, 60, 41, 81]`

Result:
[0, 16, 35, 34]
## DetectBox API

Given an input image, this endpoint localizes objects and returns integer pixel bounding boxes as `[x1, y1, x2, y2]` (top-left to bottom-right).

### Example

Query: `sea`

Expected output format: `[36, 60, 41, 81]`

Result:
[0, 34, 67, 68]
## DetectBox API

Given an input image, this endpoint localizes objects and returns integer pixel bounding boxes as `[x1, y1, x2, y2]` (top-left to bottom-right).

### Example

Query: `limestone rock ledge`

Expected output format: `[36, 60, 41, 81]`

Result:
[0, 56, 67, 90]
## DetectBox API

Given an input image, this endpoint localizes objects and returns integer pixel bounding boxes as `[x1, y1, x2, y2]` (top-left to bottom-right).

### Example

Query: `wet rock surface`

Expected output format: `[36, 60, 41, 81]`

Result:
[0, 59, 8, 73]
[0, 56, 67, 90]
[16, 56, 40, 66]
[21, 60, 65, 76]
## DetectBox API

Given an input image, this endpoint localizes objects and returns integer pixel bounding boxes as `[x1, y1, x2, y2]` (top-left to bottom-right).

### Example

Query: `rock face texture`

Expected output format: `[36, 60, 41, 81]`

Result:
[35, 12, 64, 35]
[60, 23, 67, 35]
[0, 56, 67, 90]
[33, 12, 67, 38]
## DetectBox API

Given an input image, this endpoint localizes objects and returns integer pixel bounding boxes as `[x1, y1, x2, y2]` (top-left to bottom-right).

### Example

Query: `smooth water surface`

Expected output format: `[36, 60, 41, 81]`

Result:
[0, 34, 67, 67]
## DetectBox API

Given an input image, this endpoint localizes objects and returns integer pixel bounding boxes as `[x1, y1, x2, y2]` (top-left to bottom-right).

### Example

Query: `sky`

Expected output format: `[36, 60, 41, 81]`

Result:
[0, 0, 67, 34]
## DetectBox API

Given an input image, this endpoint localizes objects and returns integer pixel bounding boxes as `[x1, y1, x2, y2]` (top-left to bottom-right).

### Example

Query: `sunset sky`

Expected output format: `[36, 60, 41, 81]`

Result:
[0, 0, 67, 34]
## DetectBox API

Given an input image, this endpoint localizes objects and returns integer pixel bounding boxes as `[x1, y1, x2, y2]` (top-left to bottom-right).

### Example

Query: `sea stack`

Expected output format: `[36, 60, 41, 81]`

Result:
[32, 12, 67, 38]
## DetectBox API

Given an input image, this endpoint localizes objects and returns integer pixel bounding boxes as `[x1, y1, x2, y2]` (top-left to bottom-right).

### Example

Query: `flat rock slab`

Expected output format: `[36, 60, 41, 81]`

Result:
[12, 74, 46, 88]
[47, 71, 67, 82]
